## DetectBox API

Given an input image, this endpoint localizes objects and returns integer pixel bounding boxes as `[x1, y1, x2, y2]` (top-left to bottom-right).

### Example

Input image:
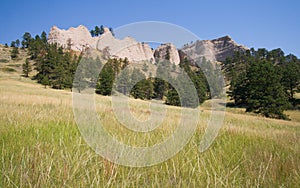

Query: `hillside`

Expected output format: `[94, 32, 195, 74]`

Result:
[0, 44, 29, 76]
[1, 24, 300, 186]
[0, 58, 300, 186]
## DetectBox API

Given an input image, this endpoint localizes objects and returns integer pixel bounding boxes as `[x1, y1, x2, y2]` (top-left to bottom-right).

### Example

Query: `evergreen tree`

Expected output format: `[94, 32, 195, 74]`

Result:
[153, 62, 171, 99]
[166, 80, 180, 106]
[245, 60, 289, 119]
[144, 78, 154, 99]
[73, 57, 90, 93]
[122, 57, 129, 69]
[229, 71, 247, 106]
[180, 58, 208, 103]
[280, 61, 300, 102]
[22, 59, 32, 77]
[10, 41, 16, 47]
[41, 76, 50, 88]
[90, 30, 95, 37]
[94, 26, 100, 36]
[10, 47, 19, 59]
[15, 39, 20, 47]
[130, 68, 146, 99]
[41, 31, 47, 44]
[116, 68, 131, 95]
[96, 61, 115, 95]
[227, 48, 298, 119]
[22, 32, 32, 48]
[100, 25, 105, 35]
[28, 33, 47, 60]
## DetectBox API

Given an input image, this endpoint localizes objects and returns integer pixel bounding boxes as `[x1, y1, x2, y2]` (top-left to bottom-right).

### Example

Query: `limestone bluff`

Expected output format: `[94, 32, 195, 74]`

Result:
[48, 25, 248, 64]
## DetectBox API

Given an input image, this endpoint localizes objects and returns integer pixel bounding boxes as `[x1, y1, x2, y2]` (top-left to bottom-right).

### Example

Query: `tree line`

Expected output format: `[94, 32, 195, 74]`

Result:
[14, 29, 300, 117]
[225, 48, 300, 119]
[14, 30, 210, 108]
[75, 56, 210, 108]
[90, 25, 114, 37]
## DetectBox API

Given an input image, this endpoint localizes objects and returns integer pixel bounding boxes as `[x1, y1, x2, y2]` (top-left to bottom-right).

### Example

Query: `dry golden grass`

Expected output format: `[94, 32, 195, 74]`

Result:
[0, 65, 300, 187]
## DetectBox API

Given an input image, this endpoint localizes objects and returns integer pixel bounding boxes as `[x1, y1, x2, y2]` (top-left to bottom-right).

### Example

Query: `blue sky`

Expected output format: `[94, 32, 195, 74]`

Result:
[0, 0, 299, 56]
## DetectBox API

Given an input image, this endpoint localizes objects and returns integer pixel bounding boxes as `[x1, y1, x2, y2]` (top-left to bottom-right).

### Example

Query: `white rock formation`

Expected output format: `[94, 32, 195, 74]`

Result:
[48, 25, 248, 65]
[154, 43, 180, 65]
[180, 36, 248, 63]
[48, 25, 154, 62]
[48, 25, 96, 51]
[96, 31, 154, 62]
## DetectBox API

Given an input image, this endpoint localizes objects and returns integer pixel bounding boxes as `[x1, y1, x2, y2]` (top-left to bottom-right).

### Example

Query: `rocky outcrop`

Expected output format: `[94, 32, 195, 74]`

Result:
[96, 31, 154, 62]
[154, 43, 180, 65]
[180, 35, 248, 63]
[48, 25, 248, 65]
[48, 25, 154, 62]
[48, 25, 96, 51]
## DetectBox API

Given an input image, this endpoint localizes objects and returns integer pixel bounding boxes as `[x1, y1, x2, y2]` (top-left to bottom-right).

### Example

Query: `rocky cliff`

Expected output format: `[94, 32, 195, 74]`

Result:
[48, 25, 248, 65]
[48, 25, 96, 51]
[180, 35, 248, 63]
[96, 30, 154, 62]
[154, 43, 180, 65]
[48, 25, 154, 62]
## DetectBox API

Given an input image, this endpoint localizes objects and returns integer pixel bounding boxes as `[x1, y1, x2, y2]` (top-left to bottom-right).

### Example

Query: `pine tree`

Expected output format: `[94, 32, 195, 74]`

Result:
[100, 25, 105, 35]
[95, 26, 100, 36]
[96, 62, 115, 95]
[229, 71, 247, 106]
[144, 78, 154, 99]
[116, 68, 131, 95]
[180, 58, 208, 103]
[73, 57, 89, 93]
[130, 68, 146, 99]
[166, 80, 180, 106]
[153, 62, 171, 99]
[41, 31, 47, 44]
[22, 59, 32, 77]
[10, 47, 19, 59]
[10, 41, 16, 47]
[15, 39, 20, 47]
[90, 30, 95, 37]
[245, 60, 289, 119]
[280, 61, 300, 102]
[41, 76, 49, 88]
[22, 32, 32, 48]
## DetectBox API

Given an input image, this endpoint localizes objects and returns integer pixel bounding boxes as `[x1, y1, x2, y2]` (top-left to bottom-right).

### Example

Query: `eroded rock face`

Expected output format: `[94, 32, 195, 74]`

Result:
[48, 25, 96, 51]
[154, 43, 180, 65]
[180, 35, 248, 63]
[96, 32, 154, 62]
[48, 25, 248, 65]
[48, 25, 154, 62]
[211, 36, 248, 62]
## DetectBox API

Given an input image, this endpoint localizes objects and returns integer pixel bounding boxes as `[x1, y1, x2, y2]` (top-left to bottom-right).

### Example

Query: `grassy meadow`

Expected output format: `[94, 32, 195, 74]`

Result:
[0, 49, 300, 187]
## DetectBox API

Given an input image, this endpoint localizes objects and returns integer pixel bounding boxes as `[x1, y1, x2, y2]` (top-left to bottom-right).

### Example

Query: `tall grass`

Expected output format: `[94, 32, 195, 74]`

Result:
[0, 75, 300, 187]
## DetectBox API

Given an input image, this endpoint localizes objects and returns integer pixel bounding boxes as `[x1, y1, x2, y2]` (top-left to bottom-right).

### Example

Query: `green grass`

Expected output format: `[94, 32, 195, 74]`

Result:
[7, 64, 21, 67]
[0, 59, 9, 63]
[0, 67, 16, 72]
[0, 71, 300, 187]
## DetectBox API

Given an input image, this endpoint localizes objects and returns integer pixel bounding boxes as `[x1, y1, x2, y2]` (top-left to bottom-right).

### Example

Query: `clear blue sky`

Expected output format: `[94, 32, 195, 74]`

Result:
[1, 0, 299, 56]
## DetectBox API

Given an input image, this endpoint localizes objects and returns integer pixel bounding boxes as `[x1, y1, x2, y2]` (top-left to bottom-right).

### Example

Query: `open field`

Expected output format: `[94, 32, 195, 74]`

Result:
[0, 64, 300, 187]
